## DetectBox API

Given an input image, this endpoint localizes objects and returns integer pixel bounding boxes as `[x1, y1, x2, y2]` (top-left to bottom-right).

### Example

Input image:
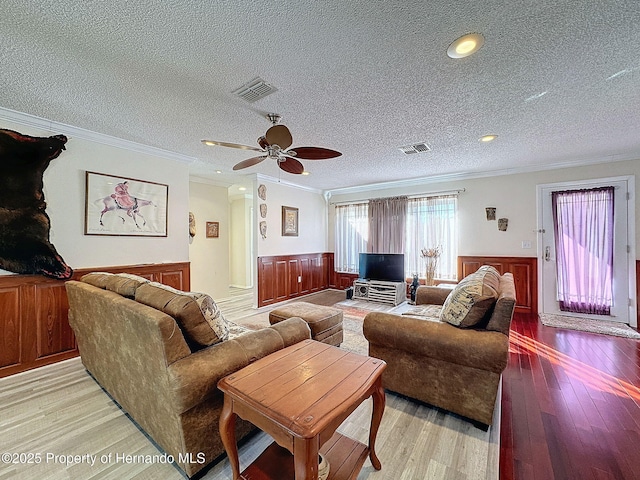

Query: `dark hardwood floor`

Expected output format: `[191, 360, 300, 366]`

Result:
[500, 313, 640, 480]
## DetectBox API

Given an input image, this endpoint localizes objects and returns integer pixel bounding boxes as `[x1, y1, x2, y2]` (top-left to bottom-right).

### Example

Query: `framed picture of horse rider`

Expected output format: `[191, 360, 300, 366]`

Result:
[84, 171, 168, 237]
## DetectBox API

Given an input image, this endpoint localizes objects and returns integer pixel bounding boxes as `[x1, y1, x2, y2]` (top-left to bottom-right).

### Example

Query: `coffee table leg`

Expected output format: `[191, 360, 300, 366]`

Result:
[293, 436, 319, 480]
[368, 377, 385, 470]
[219, 395, 241, 480]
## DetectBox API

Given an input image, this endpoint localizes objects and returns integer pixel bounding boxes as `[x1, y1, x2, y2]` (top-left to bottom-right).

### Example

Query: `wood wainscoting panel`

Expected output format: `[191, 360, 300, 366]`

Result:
[0, 261, 190, 378]
[0, 286, 21, 369]
[35, 283, 74, 360]
[257, 253, 334, 307]
[458, 256, 537, 315]
[334, 272, 359, 290]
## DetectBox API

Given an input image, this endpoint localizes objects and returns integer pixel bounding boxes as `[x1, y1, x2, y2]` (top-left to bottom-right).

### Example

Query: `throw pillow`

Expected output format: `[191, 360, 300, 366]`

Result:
[439, 266, 499, 328]
[135, 282, 229, 350]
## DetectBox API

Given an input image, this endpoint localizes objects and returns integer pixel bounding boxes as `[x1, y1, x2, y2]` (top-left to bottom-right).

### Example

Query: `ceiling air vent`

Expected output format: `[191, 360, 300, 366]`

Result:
[232, 77, 278, 103]
[399, 142, 431, 155]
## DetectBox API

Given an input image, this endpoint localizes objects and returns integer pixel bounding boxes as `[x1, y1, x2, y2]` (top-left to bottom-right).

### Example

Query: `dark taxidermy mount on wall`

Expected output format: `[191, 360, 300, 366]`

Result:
[0, 128, 73, 279]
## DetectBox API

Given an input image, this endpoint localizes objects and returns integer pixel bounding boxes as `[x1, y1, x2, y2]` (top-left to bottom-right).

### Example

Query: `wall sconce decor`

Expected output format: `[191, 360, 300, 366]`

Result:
[485, 207, 496, 221]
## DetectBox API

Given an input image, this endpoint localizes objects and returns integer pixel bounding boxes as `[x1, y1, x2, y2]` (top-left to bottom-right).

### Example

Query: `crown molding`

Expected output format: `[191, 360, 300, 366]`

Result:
[256, 173, 324, 195]
[0, 107, 197, 165]
[324, 151, 640, 198]
[188, 175, 236, 188]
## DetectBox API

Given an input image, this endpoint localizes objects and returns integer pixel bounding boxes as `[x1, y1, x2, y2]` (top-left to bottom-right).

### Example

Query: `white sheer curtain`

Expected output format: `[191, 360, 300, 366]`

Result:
[552, 187, 614, 315]
[334, 202, 368, 273]
[405, 195, 458, 280]
[368, 196, 408, 254]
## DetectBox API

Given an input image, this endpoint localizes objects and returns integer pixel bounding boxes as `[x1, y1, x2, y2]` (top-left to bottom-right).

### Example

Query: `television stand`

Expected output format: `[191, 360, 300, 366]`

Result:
[353, 279, 406, 306]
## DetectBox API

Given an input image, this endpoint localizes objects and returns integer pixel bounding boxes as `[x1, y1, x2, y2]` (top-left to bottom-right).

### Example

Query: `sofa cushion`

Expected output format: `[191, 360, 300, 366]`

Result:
[81, 272, 150, 298]
[439, 265, 499, 327]
[135, 282, 229, 350]
[401, 304, 443, 320]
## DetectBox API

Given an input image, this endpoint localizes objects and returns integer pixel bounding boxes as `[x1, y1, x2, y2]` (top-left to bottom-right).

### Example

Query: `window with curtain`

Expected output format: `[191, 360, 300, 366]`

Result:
[368, 196, 407, 254]
[334, 194, 458, 279]
[334, 202, 368, 273]
[552, 187, 614, 315]
[405, 195, 458, 280]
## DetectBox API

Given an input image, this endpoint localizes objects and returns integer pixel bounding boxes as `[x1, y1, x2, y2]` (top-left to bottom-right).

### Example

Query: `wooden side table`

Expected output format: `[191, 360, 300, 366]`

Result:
[218, 339, 386, 480]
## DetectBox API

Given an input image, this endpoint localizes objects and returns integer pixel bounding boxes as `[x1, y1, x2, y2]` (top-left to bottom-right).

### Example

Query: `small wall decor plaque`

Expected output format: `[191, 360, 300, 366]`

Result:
[485, 207, 496, 221]
[258, 184, 267, 200]
[189, 212, 196, 237]
[259, 221, 267, 239]
[259, 203, 267, 218]
[498, 218, 508, 231]
[282, 206, 299, 236]
[206, 221, 219, 238]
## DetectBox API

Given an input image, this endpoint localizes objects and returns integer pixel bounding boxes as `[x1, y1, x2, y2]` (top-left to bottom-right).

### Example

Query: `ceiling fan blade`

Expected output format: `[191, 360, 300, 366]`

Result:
[278, 157, 305, 174]
[288, 146, 342, 160]
[201, 139, 264, 152]
[265, 125, 293, 150]
[232, 156, 268, 171]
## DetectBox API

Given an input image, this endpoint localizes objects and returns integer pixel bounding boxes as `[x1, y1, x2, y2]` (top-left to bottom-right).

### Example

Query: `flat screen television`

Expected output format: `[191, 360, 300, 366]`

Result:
[358, 253, 405, 282]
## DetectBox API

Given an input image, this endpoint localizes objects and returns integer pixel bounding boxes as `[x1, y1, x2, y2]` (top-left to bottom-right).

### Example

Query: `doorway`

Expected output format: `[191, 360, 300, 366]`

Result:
[537, 176, 636, 325]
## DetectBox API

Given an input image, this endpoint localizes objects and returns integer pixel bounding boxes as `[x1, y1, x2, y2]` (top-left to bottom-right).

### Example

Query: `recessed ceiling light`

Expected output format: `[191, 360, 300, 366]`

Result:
[215, 170, 222, 174]
[301, 171, 311, 176]
[447, 33, 485, 59]
[238, 187, 247, 191]
[480, 135, 497, 142]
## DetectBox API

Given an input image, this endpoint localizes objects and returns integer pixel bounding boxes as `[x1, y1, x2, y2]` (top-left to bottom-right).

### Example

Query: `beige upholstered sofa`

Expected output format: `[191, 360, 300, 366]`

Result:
[363, 266, 516, 426]
[65, 272, 311, 477]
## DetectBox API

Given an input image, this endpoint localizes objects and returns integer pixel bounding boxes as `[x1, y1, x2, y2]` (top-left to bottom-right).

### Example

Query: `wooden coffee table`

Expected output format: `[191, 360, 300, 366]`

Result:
[218, 339, 386, 480]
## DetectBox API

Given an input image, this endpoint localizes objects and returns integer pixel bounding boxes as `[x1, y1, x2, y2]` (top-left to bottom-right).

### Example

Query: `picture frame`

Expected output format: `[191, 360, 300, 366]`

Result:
[206, 221, 220, 238]
[85, 171, 168, 237]
[281, 206, 299, 236]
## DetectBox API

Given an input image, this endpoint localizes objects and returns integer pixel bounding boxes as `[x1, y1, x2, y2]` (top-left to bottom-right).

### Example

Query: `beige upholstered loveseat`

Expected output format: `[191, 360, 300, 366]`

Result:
[65, 272, 311, 477]
[363, 266, 516, 426]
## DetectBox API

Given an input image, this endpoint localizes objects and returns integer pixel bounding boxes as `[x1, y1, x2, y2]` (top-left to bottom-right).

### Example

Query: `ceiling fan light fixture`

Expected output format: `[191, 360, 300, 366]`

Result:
[447, 33, 485, 58]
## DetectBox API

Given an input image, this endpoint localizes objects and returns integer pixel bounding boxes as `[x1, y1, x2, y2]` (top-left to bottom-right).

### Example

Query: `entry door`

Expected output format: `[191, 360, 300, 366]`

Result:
[538, 178, 632, 323]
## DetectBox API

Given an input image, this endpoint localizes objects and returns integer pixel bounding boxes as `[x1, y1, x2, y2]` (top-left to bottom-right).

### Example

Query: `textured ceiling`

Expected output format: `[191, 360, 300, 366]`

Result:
[1, 0, 639, 192]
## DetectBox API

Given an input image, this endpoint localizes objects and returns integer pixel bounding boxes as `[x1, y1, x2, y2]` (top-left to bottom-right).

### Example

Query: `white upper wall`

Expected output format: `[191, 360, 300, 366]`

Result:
[188, 180, 230, 298]
[328, 159, 640, 257]
[255, 176, 328, 257]
[0, 113, 190, 275]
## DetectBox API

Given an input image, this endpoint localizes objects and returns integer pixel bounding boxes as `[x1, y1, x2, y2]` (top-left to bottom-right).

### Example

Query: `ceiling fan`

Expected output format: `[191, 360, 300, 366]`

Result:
[201, 114, 342, 174]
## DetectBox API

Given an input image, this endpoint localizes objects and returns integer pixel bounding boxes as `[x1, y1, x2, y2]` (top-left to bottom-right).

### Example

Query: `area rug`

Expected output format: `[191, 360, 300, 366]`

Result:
[539, 313, 640, 339]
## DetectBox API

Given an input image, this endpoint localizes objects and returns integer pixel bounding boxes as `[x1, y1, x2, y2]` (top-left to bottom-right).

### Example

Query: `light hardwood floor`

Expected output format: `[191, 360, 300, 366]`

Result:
[0, 291, 499, 480]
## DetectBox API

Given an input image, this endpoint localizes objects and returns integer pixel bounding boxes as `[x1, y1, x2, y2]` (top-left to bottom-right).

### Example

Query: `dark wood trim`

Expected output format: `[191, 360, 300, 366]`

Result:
[0, 262, 190, 378]
[257, 253, 336, 308]
[458, 256, 537, 314]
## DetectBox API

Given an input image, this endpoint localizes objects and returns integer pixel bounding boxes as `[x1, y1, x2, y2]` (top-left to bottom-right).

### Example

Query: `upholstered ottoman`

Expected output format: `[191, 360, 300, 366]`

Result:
[269, 302, 344, 346]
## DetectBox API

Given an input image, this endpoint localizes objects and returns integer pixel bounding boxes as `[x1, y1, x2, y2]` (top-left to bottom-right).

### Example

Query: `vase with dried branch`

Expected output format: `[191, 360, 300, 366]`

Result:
[420, 246, 442, 286]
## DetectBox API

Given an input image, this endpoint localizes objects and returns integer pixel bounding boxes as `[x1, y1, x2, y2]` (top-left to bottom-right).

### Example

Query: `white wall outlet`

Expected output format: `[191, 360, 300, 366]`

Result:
[521, 240, 532, 249]
[298, 276, 302, 283]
